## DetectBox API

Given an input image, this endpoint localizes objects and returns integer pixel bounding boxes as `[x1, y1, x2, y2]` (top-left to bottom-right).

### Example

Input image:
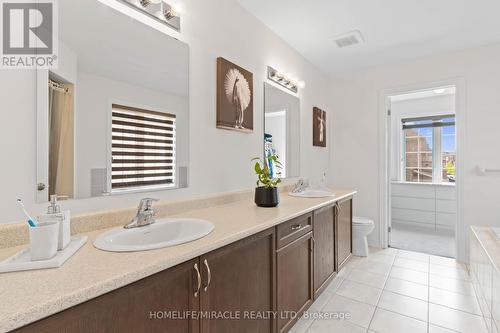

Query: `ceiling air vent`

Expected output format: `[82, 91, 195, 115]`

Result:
[333, 30, 364, 48]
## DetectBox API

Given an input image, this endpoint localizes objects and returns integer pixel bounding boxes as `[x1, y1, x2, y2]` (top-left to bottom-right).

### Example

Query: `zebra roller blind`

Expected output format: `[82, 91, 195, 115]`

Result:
[111, 104, 176, 190]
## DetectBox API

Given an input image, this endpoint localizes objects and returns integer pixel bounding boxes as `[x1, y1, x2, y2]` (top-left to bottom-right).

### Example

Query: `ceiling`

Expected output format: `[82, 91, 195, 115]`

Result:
[237, 0, 500, 76]
[390, 86, 456, 102]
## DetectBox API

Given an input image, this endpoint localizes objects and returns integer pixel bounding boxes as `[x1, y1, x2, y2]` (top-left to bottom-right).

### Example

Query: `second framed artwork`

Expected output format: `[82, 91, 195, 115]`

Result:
[313, 107, 327, 147]
[216, 57, 254, 132]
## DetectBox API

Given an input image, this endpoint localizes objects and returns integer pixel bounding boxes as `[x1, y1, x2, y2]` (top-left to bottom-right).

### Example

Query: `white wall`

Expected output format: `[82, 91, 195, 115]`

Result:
[0, 0, 331, 223]
[329, 42, 500, 262]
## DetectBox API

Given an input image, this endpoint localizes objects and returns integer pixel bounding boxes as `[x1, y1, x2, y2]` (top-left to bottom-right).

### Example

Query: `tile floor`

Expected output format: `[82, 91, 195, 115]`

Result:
[390, 222, 455, 258]
[290, 247, 488, 333]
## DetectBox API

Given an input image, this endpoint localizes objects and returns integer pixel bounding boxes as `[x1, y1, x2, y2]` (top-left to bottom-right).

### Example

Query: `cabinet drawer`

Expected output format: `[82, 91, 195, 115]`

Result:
[276, 213, 312, 249]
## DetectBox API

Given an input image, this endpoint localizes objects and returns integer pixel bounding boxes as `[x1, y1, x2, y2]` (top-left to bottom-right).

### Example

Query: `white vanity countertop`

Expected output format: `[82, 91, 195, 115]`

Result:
[0, 189, 356, 332]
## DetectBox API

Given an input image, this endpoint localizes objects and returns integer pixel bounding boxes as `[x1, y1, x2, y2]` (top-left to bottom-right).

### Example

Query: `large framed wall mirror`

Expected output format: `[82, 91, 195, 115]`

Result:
[36, 0, 189, 202]
[263, 83, 300, 178]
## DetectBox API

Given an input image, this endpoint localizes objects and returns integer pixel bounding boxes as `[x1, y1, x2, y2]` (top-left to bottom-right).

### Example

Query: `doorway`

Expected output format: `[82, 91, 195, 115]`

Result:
[385, 85, 458, 258]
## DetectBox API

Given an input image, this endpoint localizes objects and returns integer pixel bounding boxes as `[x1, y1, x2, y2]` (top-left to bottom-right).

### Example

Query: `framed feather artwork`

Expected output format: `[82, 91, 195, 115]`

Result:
[313, 107, 327, 147]
[216, 57, 254, 132]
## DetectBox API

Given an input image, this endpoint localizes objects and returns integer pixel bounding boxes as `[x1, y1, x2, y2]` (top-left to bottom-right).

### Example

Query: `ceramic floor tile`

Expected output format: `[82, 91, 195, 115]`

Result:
[338, 260, 360, 278]
[430, 255, 465, 268]
[325, 276, 345, 293]
[492, 320, 499, 333]
[309, 290, 334, 312]
[393, 257, 429, 273]
[377, 290, 428, 322]
[397, 249, 430, 263]
[369, 308, 427, 333]
[347, 269, 388, 289]
[307, 318, 367, 333]
[429, 287, 482, 315]
[384, 277, 429, 301]
[429, 303, 489, 333]
[289, 317, 314, 333]
[429, 274, 475, 295]
[322, 294, 376, 328]
[366, 254, 396, 265]
[389, 266, 429, 285]
[429, 325, 458, 333]
[370, 250, 397, 259]
[346, 256, 364, 268]
[430, 263, 470, 281]
[355, 261, 393, 276]
[336, 280, 382, 306]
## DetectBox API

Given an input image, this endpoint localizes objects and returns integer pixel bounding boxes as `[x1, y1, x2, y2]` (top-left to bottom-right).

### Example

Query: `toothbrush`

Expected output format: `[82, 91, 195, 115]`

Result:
[16, 199, 37, 227]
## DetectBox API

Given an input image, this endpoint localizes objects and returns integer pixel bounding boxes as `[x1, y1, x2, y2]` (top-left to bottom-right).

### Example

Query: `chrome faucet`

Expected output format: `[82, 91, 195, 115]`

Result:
[124, 198, 159, 229]
[291, 179, 309, 193]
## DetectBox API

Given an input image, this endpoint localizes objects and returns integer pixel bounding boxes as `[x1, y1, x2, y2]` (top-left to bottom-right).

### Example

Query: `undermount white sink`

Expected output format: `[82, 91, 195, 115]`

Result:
[289, 189, 335, 198]
[94, 218, 215, 252]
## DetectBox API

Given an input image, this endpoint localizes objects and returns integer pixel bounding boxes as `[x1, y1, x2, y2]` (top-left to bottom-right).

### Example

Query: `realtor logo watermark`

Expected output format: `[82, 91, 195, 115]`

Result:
[0, 0, 57, 69]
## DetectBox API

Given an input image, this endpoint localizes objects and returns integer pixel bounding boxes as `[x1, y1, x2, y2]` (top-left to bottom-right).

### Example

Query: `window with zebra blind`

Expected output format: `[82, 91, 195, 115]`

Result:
[110, 104, 176, 191]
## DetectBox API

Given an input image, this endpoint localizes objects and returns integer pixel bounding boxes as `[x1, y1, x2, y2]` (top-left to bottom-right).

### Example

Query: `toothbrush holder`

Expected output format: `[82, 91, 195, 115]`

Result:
[28, 221, 59, 261]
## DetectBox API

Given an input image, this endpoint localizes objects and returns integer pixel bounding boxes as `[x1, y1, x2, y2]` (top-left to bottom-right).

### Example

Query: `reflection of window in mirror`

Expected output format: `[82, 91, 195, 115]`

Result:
[48, 76, 74, 200]
[110, 104, 176, 193]
[264, 110, 287, 178]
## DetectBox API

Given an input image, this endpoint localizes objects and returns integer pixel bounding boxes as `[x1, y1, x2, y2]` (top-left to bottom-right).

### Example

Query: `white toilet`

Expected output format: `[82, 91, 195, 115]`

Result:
[352, 216, 375, 257]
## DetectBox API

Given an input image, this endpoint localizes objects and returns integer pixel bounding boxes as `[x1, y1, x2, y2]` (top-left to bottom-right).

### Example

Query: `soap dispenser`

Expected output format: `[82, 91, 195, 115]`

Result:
[46, 195, 71, 250]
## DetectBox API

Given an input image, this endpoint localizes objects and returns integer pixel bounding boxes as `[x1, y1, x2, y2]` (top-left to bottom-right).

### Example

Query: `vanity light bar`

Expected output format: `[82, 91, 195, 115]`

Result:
[267, 66, 304, 94]
[118, 0, 181, 31]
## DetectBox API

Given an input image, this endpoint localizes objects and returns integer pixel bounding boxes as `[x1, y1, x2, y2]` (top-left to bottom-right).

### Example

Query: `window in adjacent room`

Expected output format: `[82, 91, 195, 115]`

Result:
[402, 115, 455, 184]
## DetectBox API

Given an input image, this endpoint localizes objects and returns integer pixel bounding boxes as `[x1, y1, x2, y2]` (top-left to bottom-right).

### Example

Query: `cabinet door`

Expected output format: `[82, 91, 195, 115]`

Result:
[313, 205, 336, 298]
[276, 232, 314, 333]
[200, 228, 275, 333]
[15, 259, 200, 333]
[336, 198, 353, 271]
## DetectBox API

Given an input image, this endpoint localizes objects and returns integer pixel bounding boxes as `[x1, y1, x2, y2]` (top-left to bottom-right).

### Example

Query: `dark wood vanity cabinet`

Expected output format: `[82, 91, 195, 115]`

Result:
[335, 198, 353, 271]
[15, 258, 200, 333]
[14, 197, 353, 333]
[276, 214, 314, 333]
[199, 228, 275, 333]
[15, 230, 275, 333]
[313, 205, 336, 297]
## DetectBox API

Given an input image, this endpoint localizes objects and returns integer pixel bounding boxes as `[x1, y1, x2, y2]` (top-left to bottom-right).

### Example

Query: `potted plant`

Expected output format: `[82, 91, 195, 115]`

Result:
[251, 154, 282, 207]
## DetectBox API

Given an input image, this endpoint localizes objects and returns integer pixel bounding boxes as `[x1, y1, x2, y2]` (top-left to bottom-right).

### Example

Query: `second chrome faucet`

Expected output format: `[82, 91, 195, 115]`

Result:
[124, 198, 159, 229]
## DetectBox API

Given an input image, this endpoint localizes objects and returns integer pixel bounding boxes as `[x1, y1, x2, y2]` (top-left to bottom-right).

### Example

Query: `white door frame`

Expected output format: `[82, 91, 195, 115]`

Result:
[378, 77, 466, 262]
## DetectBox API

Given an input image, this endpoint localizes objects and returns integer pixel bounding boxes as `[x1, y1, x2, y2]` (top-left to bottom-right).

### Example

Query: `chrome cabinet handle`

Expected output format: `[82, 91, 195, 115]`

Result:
[291, 223, 302, 231]
[194, 263, 201, 298]
[334, 202, 340, 217]
[203, 259, 211, 292]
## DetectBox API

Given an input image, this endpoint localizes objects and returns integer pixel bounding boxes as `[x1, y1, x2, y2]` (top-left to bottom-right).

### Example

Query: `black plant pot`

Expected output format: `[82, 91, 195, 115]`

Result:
[254, 186, 279, 207]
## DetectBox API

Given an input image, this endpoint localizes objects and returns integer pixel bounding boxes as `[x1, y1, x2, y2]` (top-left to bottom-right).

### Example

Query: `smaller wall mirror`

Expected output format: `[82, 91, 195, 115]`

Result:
[264, 83, 300, 178]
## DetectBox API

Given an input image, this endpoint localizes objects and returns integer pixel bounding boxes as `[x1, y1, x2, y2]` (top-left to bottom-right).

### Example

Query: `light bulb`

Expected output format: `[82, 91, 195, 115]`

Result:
[140, 0, 161, 7]
[298, 81, 306, 88]
[164, 7, 177, 19]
